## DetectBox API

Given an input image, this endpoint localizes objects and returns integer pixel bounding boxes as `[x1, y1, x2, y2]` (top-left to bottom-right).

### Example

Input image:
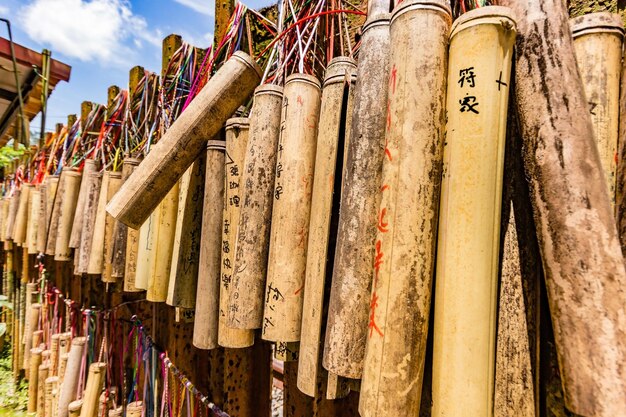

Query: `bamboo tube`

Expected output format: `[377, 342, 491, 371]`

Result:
[101, 173, 122, 282]
[50, 333, 60, 376]
[23, 282, 36, 353]
[69, 160, 98, 249]
[57, 337, 86, 417]
[43, 176, 60, 249]
[37, 364, 50, 417]
[79, 362, 106, 417]
[46, 171, 67, 255]
[54, 169, 82, 261]
[6, 191, 20, 241]
[68, 400, 82, 417]
[134, 216, 157, 290]
[76, 171, 102, 274]
[111, 158, 140, 279]
[58, 353, 68, 383]
[14, 184, 32, 244]
[28, 348, 43, 413]
[97, 392, 110, 417]
[123, 225, 141, 292]
[88, 171, 120, 274]
[0, 197, 7, 242]
[262, 74, 321, 343]
[571, 14, 624, 208]
[428, 7, 515, 417]
[501, 0, 626, 413]
[59, 332, 71, 356]
[167, 154, 206, 308]
[358, 2, 451, 415]
[298, 57, 357, 396]
[323, 13, 391, 378]
[24, 302, 41, 371]
[51, 387, 59, 417]
[126, 401, 142, 417]
[193, 140, 226, 349]
[216, 119, 254, 348]
[27, 188, 40, 253]
[107, 52, 262, 229]
[228, 85, 283, 330]
[37, 183, 48, 253]
[107, 408, 122, 417]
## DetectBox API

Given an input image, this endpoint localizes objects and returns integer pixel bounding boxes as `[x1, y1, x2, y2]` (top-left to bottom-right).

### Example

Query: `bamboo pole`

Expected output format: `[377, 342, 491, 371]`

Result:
[323, 12, 391, 378]
[126, 402, 142, 417]
[571, 13, 624, 209]
[227, 85, 284, 330]
[76, 171, 102, 274]
[24, 302, 41, 371]
[192, 139, 226, 349]
[69, 160, 98, 249]
[0, 197, 7, 242]
[46, 171, 66, 256]
[429, 7, 515, 417]
[134, 215, 157, 290]
[14, 183, 32, 244]
[262, 74, 321, 343]
[27, 188, 40, 254]
[50, 333, 60, 376]
[499, 0, 626, 413]
[88, 171, 120, 274]
[146, 193, 175, 299]
[111, 158, 140, 280]
[29, 348, 43, 413]
[68, 400, 82, 417]
[5, 190, 19, 241]
[45, 376, 59, 417]
[57, 337, 86, 417]
[37, 364, 50, 417]
[216, 118, 254, 348]
[54, 169, 82, 261]
[298, 57, 357, 397]
[106, 52, 262, 229]
[101, 172, 122, 281]
[79, 362, 106, 417]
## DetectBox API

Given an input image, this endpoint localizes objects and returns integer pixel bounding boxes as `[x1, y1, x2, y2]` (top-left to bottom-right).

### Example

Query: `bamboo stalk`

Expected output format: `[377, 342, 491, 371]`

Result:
[111, 158, 140, 280]
[79, 362, 106, 417]
[101, 172, 122, 282]
[69, 160, 98, 249]
[27, 188, 40, 254]
[14, 184, 32, 244]
[6, 190, 20, 241]
[54, 169, 82, 261]
[46, 171, 67, 256]
[28, 348, 43, 413]
[75, 171, 102, 274]
[57, 337, 86, 417]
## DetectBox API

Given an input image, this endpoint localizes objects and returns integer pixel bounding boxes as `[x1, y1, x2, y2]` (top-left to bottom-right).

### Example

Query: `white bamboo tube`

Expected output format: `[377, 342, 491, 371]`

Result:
[27, 188, 40, 254]
[298, 57, 357, 397]
[68, 400, 82, 417]
[193, 140, 226, 349]
[430, 7, 516, 417]
[57, 337, 86, 417]
[167, 154, 206, 308]
[46, 171, 67, 255]
[111, 158, 140, 280]
[228, 85, 283, 330]
[54, 169, 82, 261]
[24, 301, 41, 371]
[79, 362, 106, 417]
[134, 216, 157, 290]
[14, 184, 32, 244]
[28, 347, 43, 412]
[0, 197, 7, 242]
[146, 187, 176, 300]
[37, 182, 48, 253]
[87, 171, 110, 274]
[323, 13, 391, 378]
[101, 172, 122, 282]
[126, 401, 142, 417]
[6, 191, 20, 241]
[44, 176, 60, 244]
[216, 118, 254, 348]
[359, 1, 452, 415]
[50, 333, 60, 376]
[571, 13, 624, 208]
[123, 223, 141, 292]
[76, 171, 103, 274]
[107, 52, 262, 229]
[70, 160, 98, 249]
[262, 74, 322, 342]
[107, 407, 122, 417]
[36, 365, 50, 417]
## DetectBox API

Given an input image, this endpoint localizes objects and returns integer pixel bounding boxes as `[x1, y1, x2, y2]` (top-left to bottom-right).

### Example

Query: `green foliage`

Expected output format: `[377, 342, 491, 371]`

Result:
[0, 337, 28, 411]
[0, 144, 26, 169]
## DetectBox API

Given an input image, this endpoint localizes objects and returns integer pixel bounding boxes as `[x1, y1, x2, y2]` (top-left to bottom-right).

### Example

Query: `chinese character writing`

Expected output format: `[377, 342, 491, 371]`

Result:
[459, 95, 480, 114]
[459, 67, 476, 88]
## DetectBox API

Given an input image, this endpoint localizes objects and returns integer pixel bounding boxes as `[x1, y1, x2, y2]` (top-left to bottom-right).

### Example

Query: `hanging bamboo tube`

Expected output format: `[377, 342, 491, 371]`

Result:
[323, 13, 391, 378]
[58, 354, 68, 384]
[107, 51, 262, 229]
[50, 333, 60, 376]
[70, 160, 98, 249]
[100, 172, 122, 281]
[57, 337, 86, 417]
[51, 387, 59, 417]
[167, 153, 206, 308]
[46, 377, 59, 417]
[68, 400, 82, 417]
[54, 169, 82, 261]
[111, 158, 140, 280]
[228, 85, 283, 330]
[97, 392, 111, 417]
[79, 362, 106, 417]
[126, 402, 142, 417]
[262, 74, 322, 343]
[46, 171, 66, 255]
[24, 302, 41, 371]
[37, 182, 48, 253]
[28, 348, 43, 413]
[571, 13, 624, 208]
[23, 282, 36, 357]
[216, 119, 254, 348]
[27, 188, 40, 254]
[5, 190, 19, 241]
[88, 171, 121, 274]
[14, 184, 32, 244]
[0, 197, 7, 242]
[134, 215, 157, 290]
[108, 407, 122, 417]
[298, 57, 357, 396]
[428, 7, 515, 417]
[358, 2, 451, 415]
[37, 364, 50, 417]
[146, 188, 176, 299]
[76, 171, 102, 274]
[192, 139, 226, 349]
[42, 176, 59, 251]
[123, 222, 141, 292]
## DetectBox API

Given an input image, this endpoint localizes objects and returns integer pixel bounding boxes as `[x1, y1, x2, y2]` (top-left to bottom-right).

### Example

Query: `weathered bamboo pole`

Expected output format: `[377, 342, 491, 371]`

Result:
[27, 188, 40, 254]
[75, 171, 102, 274]
[0, 197, 7, 242]
[29, 347, 43, 413]
[79, 362, 106, 417]
[37, 364, 50, 417]
[358, 1, 451, 415]
[126, 401, 142, 417]
[217, 118, 254, 348]
[46, 171, 65, 256]
[50, 333, 60, 376]
[134, 215, 157, 290]
[45, 376, 59, 417]
[107, 52, 262, 229]
[101, 172, 122, 281]
[262, 74, 321, 344]
[57, 337, 86, 417]
[323, 12, 391, 378]
[111, 158, 140, 281]
[228, 85, 283, 330]
[298, 57, 357, 397]
[54, 169, 82, 261]
[88, 171, 118, 274]
[14, 183, 32, 244]
[24, 301, 41, 371]
[499, 0, 626, 413]
[69, 159, 98, 249]
[5, 190, 19, 241]
[571, 13, 624, 208]
[68, 400, 82, 417]
[192, 139, 226, 349]
[430, 7, 515, 417]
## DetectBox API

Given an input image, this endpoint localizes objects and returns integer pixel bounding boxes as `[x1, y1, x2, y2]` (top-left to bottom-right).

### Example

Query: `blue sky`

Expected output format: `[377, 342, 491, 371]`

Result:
[0, 0, 272, 136]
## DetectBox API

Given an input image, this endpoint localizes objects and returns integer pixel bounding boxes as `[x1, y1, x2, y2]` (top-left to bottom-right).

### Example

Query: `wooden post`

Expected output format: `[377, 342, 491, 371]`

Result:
[499, 0, 626, 413]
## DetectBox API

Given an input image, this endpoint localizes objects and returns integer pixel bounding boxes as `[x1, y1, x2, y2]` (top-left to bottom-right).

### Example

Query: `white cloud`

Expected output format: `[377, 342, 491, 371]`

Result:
[18, 0, 161, 67]
[173, 0, 213, 16]
[0, 5, 9, 15]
